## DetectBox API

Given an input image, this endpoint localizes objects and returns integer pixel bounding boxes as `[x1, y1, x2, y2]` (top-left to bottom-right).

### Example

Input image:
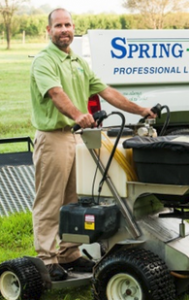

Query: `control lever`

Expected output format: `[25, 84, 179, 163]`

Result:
[72, 110, 108, 132]
[139, 103, 162, 123]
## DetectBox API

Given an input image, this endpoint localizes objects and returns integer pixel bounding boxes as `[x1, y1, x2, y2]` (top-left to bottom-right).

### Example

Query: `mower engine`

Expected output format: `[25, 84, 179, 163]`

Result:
[59, 198, 120, 244]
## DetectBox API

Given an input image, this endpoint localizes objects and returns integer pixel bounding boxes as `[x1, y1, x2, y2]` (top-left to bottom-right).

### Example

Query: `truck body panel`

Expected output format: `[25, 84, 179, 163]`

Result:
[85, 29, 189, 128]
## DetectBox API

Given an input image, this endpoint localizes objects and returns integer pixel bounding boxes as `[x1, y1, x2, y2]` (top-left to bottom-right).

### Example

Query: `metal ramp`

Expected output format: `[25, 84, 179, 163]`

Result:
[0, 137, 35, 216]
[0, 165, 35, 216]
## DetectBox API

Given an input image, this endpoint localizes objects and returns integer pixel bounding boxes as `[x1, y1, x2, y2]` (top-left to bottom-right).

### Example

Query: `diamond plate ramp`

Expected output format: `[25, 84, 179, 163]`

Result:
[0, 164, 35, 216]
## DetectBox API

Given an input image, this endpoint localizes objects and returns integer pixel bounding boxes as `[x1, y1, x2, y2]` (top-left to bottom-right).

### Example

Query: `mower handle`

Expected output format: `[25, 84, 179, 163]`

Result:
[139, 103, 162, 123]
[72, 110, 108, 132]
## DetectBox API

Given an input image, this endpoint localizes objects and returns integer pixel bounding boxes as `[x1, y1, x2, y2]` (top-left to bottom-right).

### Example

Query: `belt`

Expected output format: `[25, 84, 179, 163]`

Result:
[55, 126, 72, 132]
[38, 126, 72, 133]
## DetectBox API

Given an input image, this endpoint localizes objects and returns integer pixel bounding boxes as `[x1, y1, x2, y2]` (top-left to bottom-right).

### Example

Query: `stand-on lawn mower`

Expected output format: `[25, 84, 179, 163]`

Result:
[1, 105, 189, 300]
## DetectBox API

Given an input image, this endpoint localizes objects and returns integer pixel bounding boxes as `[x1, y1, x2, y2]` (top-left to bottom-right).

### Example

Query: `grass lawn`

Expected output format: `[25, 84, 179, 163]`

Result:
[0, 43, 189, 300]
[0, 43, 46, 152]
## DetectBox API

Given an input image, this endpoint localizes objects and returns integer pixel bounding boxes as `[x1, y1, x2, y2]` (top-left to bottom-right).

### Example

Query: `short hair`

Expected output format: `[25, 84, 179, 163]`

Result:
[48, 8, 72, 26]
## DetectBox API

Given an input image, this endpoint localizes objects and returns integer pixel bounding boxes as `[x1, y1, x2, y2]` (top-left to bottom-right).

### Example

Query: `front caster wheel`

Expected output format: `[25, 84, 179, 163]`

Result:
[92, 247, 176, 300]
[0, 257, 43, 300]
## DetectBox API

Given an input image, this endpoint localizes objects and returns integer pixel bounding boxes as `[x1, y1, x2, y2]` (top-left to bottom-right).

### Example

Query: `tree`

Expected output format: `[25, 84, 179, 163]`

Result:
[122, 0, 189, 29]
[0, 0, 29, 49]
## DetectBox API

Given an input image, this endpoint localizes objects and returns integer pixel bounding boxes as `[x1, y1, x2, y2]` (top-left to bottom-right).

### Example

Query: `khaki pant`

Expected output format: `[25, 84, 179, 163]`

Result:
[32, 129, 81, 265]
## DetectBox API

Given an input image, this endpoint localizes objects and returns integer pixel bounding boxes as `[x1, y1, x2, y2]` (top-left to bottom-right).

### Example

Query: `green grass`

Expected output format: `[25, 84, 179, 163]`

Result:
[0, 211, 36, 262]
[0, 43, 46, 151]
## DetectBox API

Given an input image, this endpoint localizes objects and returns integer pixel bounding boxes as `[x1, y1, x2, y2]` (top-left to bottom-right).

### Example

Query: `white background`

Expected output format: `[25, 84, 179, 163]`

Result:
[30, 0, 124, 14]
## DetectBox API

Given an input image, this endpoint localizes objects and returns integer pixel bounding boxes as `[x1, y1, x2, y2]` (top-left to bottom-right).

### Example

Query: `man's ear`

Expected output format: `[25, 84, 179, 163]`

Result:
[46, 25, 50, 33]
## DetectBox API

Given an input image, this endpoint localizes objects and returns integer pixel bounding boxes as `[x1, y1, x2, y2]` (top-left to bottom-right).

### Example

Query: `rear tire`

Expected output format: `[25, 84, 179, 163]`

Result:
[92, 247, 175, 300]
[0, 257, 43, 300]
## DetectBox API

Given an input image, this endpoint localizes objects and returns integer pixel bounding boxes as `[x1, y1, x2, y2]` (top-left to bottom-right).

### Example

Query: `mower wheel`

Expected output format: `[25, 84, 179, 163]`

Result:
[92, 247, 176, 300]
[0, 257, 43, 300]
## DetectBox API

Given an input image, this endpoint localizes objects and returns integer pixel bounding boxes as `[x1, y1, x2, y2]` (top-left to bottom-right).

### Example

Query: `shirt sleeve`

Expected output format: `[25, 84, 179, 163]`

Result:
[79, 58, 107, 96]
[89, 71, 108, 96]
[32, 56, 62, 98]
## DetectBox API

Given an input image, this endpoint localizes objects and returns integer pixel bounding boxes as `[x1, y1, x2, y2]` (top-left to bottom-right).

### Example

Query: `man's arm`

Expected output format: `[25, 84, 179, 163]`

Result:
[99, 86, 156, 118]
[48, 87, 95, 128]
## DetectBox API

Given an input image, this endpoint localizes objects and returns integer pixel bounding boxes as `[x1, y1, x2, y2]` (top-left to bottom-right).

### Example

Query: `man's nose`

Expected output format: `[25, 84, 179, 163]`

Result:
[61, 25, 67, 31]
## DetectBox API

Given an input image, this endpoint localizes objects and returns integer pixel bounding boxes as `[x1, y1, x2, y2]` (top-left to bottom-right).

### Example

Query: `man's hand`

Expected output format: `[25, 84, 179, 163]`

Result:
[74, 113, 96, 129]
[140, 107, 157, 119]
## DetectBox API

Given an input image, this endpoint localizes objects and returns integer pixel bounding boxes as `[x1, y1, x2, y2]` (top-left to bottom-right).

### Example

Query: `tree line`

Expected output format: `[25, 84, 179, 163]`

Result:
[1, 11, 189, 41]
[1, 0, 189, 49]
[122, 0, 189, 29]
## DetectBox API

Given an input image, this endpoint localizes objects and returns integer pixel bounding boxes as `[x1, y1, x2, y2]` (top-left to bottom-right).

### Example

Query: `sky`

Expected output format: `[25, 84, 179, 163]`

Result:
[30, 0, 125, 14]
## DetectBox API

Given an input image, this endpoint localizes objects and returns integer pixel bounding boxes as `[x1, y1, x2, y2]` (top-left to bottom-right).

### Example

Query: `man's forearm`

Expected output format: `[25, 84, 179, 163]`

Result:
[47, 86, 95, 128]
[99, 87, 143, 114]
[48, 87, 82, 120]
[99, 86, 155, 118]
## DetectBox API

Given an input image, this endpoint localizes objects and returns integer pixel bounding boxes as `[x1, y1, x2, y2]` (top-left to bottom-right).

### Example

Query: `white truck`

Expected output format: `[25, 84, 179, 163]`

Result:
[84, 29, 189, 134]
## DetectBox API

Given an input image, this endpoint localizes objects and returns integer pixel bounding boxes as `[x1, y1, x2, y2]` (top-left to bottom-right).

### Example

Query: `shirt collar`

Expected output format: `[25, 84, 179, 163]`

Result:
[48, 41, 79, 62]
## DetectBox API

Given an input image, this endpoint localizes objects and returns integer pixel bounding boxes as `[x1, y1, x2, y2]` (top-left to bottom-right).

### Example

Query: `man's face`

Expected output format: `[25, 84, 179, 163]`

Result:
[47, 10, 75, 53]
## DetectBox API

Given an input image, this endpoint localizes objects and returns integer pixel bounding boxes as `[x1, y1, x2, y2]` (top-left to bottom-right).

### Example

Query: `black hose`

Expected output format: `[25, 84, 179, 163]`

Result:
[159, 105, 170, 136]
[98, 111, 125, 194]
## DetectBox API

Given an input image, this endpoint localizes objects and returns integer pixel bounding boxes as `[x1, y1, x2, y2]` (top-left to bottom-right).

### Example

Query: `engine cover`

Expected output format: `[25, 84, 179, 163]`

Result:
[59, 201, 120, 243]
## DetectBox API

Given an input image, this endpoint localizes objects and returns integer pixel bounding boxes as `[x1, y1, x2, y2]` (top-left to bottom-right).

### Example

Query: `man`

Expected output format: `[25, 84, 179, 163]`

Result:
[30, 8, 156, 282]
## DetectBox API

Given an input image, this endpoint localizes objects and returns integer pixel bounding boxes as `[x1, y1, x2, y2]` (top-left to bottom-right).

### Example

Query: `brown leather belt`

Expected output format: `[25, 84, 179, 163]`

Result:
[55, 126, 72, 132]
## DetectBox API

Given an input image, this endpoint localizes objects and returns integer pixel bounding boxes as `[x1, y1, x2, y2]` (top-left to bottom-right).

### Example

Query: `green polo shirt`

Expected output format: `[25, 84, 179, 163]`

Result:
[30, 41, 107, 131]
